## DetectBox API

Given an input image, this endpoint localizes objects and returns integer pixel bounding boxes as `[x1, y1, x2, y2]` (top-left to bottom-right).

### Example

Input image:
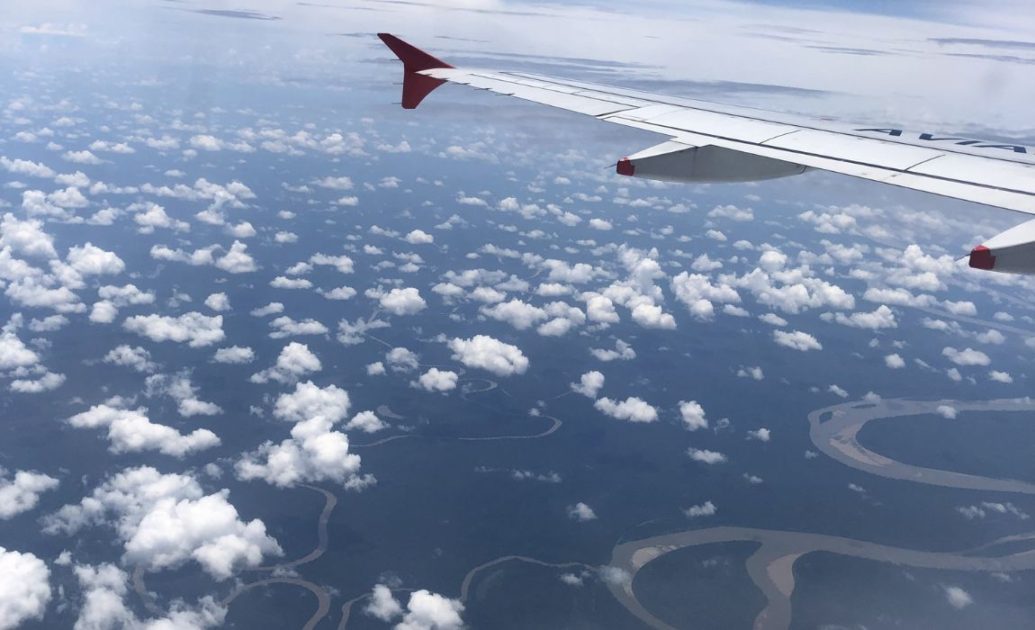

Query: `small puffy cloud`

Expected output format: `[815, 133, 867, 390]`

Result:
[588, 218, 612, 231]
[10, 371, 66, 394]
[683, 500, 717, 518]
[386, 347, 420, 373]
[250, 343, 321, 384]
[571, 371, 604, 398]
[687, 447, 727, 464]
[0, 547, 51, 628]
[213, 346, 255, 364]
[990, 370, 1013, 384]
[365, 584, 403, 621]
[679, 401, 707, 431]
[1, 213, 56, 259]
[630, 303, 676, 330]
[708, 204, 753, 221]
[134, 203, 189, 232]
[591, 339, 635, 362]
[366, 362, 385, 376]
[942, 347, 990, 366]
[43, 467, 281, 580]
[0, 469, 59, 519]
[829, 384, 849, 398]
[67, 404, 220, 457]
[885, 354, 905, 369]
[448, 335, 528, 376]
[567, 502, 597, 522]
[345, 411, 387, 433]
[102, 345, 156, 372]
[124, 312, 224, 347]
[268, 316, 329, 339]
[236, 418, 367, 489]
[482, 299, 546, 330]
[204, 293, 230, 312]
[415, 368, 458, 392]
[773, 330, 822, 352]
[66, 243, 124, 276]
[944, 586, 973, 609]
[830, 305, 897, 330]
[379, 287, 427, 316]
[0, 331, 41, 370]
[747, 428, 771, 442]
[936, 405, 957, 419]
[405, 229, 434, 244]
[371, 588, 465, 630]
[595, 397, 658, 423]
[738, 366, 764, 380]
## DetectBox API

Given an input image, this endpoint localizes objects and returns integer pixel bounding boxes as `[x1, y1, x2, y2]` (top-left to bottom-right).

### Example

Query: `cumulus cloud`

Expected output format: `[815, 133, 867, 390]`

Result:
[683, 500, 717, 518]
[0, 469, 59, 519]
[687, 447, 727, 464]
[679, 401, 708, 431]
[124, 312, 224, 347]
[386, 347, 420, 373]
[72, 563, 226, 630]
[482, 299, 546, 330]
[747, 428, 771, 442]
[773, 330, 822, 351]
[0, 547, 51, 628]
[103, 345, 156, 373]
[594, 397, 658, 423]
[1, 213, 56, 259]
[67, 403, 220, 457]
[571, 371, 604, 398]
[885, 354, 906, 369]
[43, 466, 281, 580]
[364, 586, 464, 630]
[942, 347, 990, 366]
[590, 339, 635, 362]
[448, 335, 528, 376]
[213, 346, 255, 364]
[944, 586, 973, 609]
[204, 293, 230, 312]
[379, 287, 427, 316]
[250, 343, 321, 384]
[415, 368, 459, 392]
[567, 502, 597, 522]
[405, 229, 434, 245]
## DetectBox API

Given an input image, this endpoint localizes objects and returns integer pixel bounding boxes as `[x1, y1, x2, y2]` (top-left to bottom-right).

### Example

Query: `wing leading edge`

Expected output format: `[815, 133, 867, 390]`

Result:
[378, 34, 1035, 274]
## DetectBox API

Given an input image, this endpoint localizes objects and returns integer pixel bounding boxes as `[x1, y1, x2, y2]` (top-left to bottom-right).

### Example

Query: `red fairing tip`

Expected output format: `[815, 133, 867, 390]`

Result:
[616, 158, 635, 176]
[968, 245, 996, 270]
[377, 34, 453, 109]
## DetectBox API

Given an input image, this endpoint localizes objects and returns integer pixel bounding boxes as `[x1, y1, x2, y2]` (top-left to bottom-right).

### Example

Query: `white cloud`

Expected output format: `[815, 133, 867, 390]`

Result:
[103, 345, 156, 373]
[273, 381, 351, 425]
[482, 299, 546, 330]
[1, 213, 56, 259]
[567, 502, 597, 521]
[990, 370, 1013, 384]
[268, 316, 329, 339]
[43, 466, 281, 580]
[830, 305, 897, 329]
[0, 547, 51, 629]
[0, 331, 40, 370]
[936, 405, 957, 419]
[683, 500, 717, 518]
[595, 397, 657, 423]
[72, 563, 226, 630]
[687, 447, 727, 465]
[67, 404, 220, 457]
[405, 229, 434, 245]
[679, 401, 707, 431]
[571, 371, 605, 398]
[250, 343, 321, 384]
[0, 469, 59, 519]
[630, 303, 676, 329]
[885, 354, 906, 369]
[379, 287, 427, 316]
[942, 347, 990, 366]
[237, 417, 367, 489]
[66, 243, 124, 276]
[591, 339, 635, 362]
[134, 203, 189, 232]
[345, 411, 387, 433]
[386, 347, 420, 373]
[365, 585, 403, 621]
[415, 368, 459, 392]
[944, 586, 973, 609]
[213, 346, 255, 364]
[368, 587, 464, 630]
[773, 330, 822, 352]
[10, 371, 65, 394]
[204, 293, 230, 312]
[708, 204, 753, 221]
[448, 335, 528, 376]
[747, 428, 771, 442]
[124, 312, 224, 347]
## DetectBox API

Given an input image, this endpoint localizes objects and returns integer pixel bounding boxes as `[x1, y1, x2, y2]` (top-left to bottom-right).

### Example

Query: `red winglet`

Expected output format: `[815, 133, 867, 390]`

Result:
[378, 33, 453, 109]
[616, 158, 635, 176]
[968, 245, 996, 270]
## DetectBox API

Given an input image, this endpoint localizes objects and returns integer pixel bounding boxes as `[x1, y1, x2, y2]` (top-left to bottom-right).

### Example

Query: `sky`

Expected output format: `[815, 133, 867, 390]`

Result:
[0, 1, 1035, 629]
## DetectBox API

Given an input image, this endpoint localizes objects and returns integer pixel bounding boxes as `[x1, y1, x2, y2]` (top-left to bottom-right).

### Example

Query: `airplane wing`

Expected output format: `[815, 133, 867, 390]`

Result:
[378, 33, 1035, 274]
